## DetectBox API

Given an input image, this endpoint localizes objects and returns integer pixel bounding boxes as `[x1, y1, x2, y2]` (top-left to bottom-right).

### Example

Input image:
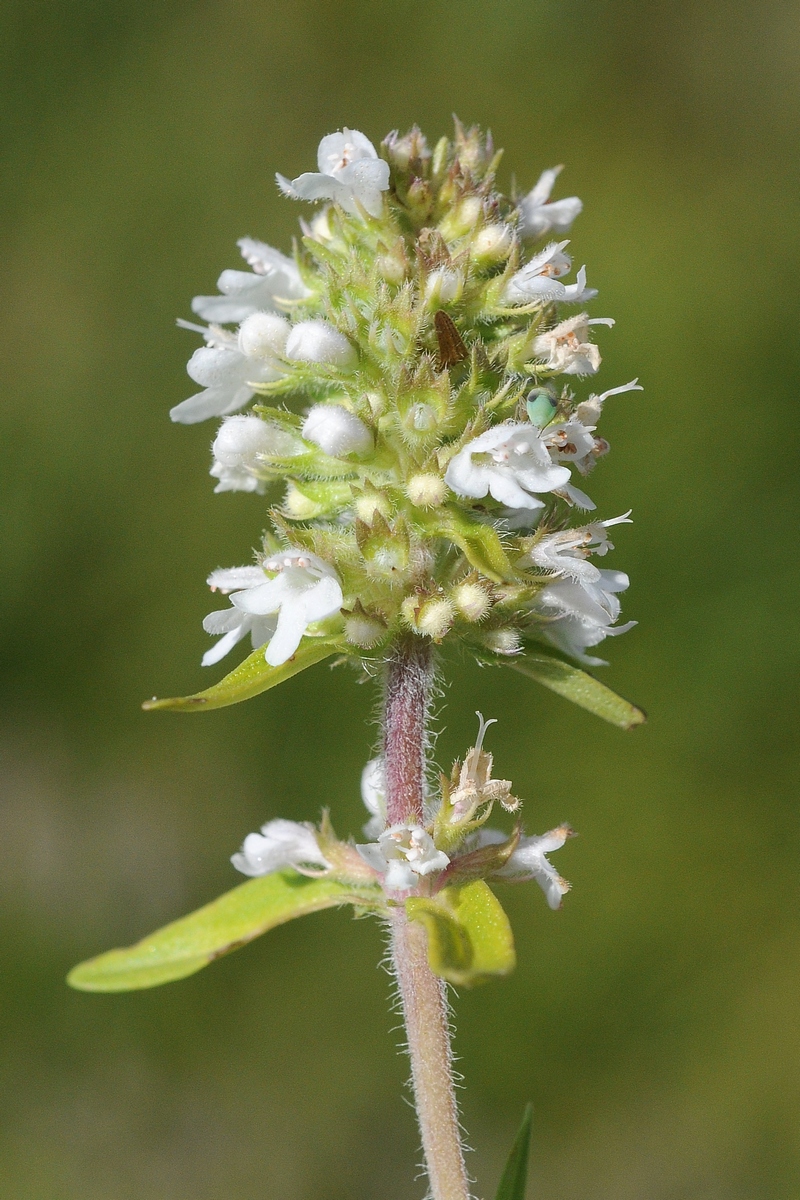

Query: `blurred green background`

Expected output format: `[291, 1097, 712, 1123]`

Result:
[1, 0, 798, 1196]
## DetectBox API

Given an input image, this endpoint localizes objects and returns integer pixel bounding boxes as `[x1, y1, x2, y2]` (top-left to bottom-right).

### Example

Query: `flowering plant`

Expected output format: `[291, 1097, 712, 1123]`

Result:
[69, 122, 644, 1200]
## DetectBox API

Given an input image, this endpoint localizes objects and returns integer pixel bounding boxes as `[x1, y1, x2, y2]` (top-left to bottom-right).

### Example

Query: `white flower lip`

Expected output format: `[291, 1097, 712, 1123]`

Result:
[277, 129, 390, 218]
[517, 166, 583, 239]
[191, 238, 310, 325]
[231, 818, 331, 877]
[445, 423, 571, 511]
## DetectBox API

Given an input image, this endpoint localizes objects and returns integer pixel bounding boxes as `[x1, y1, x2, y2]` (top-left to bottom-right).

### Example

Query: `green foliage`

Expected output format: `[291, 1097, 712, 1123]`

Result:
[68, 871, 384, 992]
[510, 655, 646, 730]
[494, 1104, 533, 1200]
[142, 636, 346, 713]
[406, 880, 515, 987]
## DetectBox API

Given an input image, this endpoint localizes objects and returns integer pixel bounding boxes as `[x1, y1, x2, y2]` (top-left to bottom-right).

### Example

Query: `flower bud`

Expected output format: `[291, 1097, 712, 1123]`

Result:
[479, 628, 522, 656]
[406, 473, 447, 508]
[383, 127, 431, 172]
[238, 312, 290, 360]
[302, 404, 373, 457]
[354, 488, 392, 523]
[210, 415, 300, 493]
[407, 403, 438, 433]
[424, 267, 463, 307]
[438, 196, 482, 241]
[401, 594, 454, 640]
[377, 250, 407, 285]
[286, 319, 358, 369]
[344, 612, 387, 649]
[450, 581, 492, 622]
[471, 223, 514, 265]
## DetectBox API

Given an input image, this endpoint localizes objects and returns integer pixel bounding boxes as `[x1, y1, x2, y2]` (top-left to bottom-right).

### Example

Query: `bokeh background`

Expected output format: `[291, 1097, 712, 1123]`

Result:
[2, 1, 799, 1196]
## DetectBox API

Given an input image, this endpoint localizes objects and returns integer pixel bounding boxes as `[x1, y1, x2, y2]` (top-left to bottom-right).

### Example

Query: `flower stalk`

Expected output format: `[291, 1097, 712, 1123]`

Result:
[384, 636, 470, 1200]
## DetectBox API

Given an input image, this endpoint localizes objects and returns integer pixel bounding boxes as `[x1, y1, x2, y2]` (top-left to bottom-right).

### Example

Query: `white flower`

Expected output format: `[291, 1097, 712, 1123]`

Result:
[356, 824, 450, 891]
[518, 166, 582, 239]
[574, 378, 643, 426]
[445, 423, 571, 511]
[502, 241, 597, 306]
[277, 129, 390, 218]
[201, 566, 278, 666]
[302, 404, 373, 456]
[231, 818, 331, 877]
[527, 514, 632, 583]
[227, 551, 343, 667]
[210, 414, 302, 494]
[191, 238, 310, 325]
[171, 317, 290, 425]
[496, 825, 575, 909]
[537, 571, 636, 666]
[541, 415, 601, 476]
[532, 313, 614, 376]
[361, 758, 386, 839]
[285, 319, 358, 369]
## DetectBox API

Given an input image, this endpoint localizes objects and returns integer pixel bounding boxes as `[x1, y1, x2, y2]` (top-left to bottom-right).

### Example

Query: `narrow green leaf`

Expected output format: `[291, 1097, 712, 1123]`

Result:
[495, 1104, 533, 1200]
[406, 880, 515, 987]
[509, 655, 646, 730]
[68, 871, 384, 992]
[142, 636, 345, 713]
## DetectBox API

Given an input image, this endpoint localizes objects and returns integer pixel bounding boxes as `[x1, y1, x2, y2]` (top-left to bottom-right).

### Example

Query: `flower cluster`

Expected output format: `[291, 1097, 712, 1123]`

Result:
[172, 122, 638, 676]
[232, 716, 574, 910]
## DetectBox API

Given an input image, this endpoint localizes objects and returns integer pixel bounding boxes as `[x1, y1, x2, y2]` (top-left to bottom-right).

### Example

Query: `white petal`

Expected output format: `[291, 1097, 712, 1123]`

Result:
[265, 603, 308, 666]
[207, 566, 266, 592]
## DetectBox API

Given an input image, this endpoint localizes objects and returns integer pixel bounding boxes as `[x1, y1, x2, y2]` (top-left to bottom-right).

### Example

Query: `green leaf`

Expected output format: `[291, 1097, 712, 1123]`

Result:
[495, 1104, 533, 1200]
[509, 655, 646, 730]
[142, 635, 346, 713]
[406, 880, 515, 987]
[68, 871, 384, 992]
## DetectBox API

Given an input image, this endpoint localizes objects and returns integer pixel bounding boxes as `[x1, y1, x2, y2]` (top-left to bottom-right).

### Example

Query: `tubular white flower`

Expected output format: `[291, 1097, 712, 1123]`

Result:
[231, 818, 331, 877]
[361, 758, 387, 839]
[210, 414, 302, 494]
[285, 319, 358, 369]
[228, 551, 343, 667]
[357, 824, 450, 891]
[277, 129, 390, 218]
[171, 320, 287, 425]
[532, 313, 614, 376]
[497, 825, 574, 909]
[502, 241, 597, 306]
[302, 404, 373, 457]
[528, 514, 632, 583]
[191, 238, 310, 325]
[201, 565, 277, 666]
[445, 423, 571, 511]
[537, 571, 636, 666]
[518, 166, 583, 239]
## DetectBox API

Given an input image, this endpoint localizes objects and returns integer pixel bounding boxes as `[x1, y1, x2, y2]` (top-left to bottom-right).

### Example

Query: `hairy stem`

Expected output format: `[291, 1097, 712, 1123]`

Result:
[384, 637, 471, 1200]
